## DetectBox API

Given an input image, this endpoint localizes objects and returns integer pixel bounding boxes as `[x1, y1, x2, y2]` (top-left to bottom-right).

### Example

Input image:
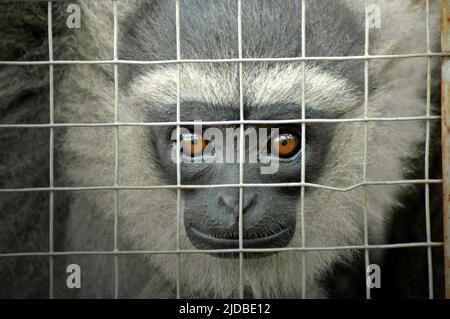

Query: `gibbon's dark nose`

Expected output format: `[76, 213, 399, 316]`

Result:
[218, 190, 257, 218]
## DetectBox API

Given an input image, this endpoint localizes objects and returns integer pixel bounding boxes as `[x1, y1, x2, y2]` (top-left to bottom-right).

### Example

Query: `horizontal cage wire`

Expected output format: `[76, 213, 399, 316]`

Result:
[0, 0, 446, 300]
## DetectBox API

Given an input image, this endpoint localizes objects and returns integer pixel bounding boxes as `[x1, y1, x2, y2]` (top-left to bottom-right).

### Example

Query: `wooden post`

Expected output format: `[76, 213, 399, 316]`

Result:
[441, 0, 450, 300]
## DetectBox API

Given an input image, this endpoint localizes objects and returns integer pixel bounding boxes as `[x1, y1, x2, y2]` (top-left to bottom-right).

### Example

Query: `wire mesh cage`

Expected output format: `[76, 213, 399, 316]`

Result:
[0, 0, 448, 299]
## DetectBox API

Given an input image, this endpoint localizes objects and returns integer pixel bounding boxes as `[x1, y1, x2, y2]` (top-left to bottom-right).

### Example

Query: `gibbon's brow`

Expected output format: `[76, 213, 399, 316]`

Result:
[159, 101, 330, 122]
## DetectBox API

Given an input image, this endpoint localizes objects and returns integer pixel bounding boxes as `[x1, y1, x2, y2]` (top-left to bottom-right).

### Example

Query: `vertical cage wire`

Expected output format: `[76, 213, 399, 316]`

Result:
[237, 0, 245, 299]
[113, 0, 120, 299]
[424, 0, 434, 299]
[47, 0, 55, 300]
[300, 0, 307, 299]
[175, 0, 182, 299]
[363, 0, 371, 300]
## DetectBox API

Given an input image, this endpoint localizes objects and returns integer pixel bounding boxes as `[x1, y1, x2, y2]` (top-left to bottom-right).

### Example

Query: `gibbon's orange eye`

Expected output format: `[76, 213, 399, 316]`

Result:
[182, 134, 207, 157]
[271, 133, 300, 158]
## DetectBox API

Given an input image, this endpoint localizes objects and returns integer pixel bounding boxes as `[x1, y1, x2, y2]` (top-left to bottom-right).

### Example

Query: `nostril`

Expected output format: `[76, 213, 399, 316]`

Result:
[243, 193, 257, 210]
[218, 194, 236, 211]
[218, 193, 257, 215]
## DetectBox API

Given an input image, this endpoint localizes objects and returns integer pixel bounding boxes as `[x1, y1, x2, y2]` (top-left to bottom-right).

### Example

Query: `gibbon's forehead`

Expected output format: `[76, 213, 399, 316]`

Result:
[128, 63, 361, 120]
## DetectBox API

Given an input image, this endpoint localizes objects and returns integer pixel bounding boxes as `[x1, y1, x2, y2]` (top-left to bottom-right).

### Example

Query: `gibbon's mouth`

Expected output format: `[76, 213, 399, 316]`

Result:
[187, 227, 291, 258]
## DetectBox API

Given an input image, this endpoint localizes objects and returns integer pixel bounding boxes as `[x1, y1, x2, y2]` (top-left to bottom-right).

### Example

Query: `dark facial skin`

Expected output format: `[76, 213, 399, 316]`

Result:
[148, 101, 333, 257]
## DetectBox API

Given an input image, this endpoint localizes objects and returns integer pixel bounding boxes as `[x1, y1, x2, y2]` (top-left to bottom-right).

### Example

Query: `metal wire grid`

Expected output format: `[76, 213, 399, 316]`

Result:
[47, 0, 55, 299]
[300, 0, 307, 299]
[237, 0, 245, 298]
[424, 0, 434, 299]
[0, 0, 445, 299]
[363, 0, 370, 299]
[113, 0, 120, 299]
